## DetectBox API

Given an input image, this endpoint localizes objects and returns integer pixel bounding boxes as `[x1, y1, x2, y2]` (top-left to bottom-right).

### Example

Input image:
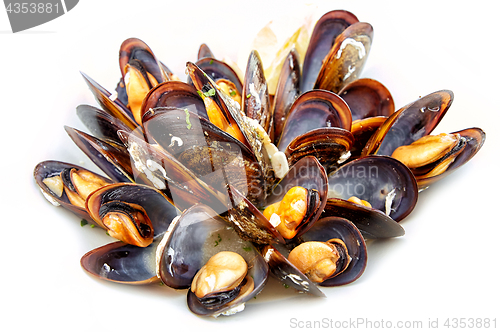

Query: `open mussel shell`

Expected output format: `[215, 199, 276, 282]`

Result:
[272, 48, 301, 144]
[350, 116, 387, 160]
[277, 90, 352, 151]
[119, 37, 166, 85]
[259, 244, 325, 297]
[362, 90, 453, 157]
[86, 183, 180, 246]
[140, 81, 208, 121]
[157, 204, 268, 316]
[187, 57, 243, 94]
[266, 156, 329, 239]
[241, 50, 272, 138]
[415, 127, 486, 189]
[34, 160, 113, 222]
[322, 198, 404, 239]
[118, 130, 228, 214]
[285, 127, 354, 173]
[225, 185, 285, 245]
[314, 22, 373, 93]
[81, 72, 137, 131]
[338, 78, 394, 121]
[76, 104, 133, 148]
[80, 239, 160, 285]
[300, 216, 367, 286]
[187, 62, 275, 194]
[328, 156, 418, 222]
[301, 10, 359, 92]
[142, 107, 266, 205]
[65, 126, 134, 183]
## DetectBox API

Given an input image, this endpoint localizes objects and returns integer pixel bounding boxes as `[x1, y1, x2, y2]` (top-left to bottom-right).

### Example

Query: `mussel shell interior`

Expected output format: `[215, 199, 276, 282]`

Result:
[301, 10, 359, 92]
[34, 160, 111, 222]
[266, 156, 329, 238]
[260, 244, 325, 297]
[328, 156, 418, 222]
[140, 81, 208, 121]
[158, 204, 267, 289]
[371, 90, 453, 156]
[278, 90, 352, 151]
[300, 216, 367, 286]
[87, 183, 179, 238]
[322, 198, 405, 239]
[338, 78, 394, 121]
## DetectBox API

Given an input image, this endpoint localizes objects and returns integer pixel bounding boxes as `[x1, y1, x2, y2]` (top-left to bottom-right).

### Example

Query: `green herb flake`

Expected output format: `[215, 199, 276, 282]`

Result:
[242, 246, 252, 252]
[246, 93, 252, 98]
[203, 88, 216, 97]
[90, 224, 95, 228]
[214, 233, 222, 247]
[230, 90, 236, 97]
[106, 231, 110, 236]
[283, 283, 290, 289]
[80, 219, 88, 227]
[209, 59, 214, 65]
[184, 109, 192, 129]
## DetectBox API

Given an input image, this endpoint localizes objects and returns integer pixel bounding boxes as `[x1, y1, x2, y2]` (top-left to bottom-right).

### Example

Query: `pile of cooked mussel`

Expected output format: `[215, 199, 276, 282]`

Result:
[33, 9, 485, 317]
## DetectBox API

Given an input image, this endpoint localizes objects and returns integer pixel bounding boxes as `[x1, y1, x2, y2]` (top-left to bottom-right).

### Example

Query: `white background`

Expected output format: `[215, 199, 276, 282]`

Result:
[1, 1, 498, 331]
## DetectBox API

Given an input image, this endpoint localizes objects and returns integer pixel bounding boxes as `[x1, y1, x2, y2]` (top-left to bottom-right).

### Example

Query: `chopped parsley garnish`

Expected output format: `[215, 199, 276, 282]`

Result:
[198, 88, 216, 98]
[90, 224, 95, 228]
[184, 108, 192, 129]
[246, 93, 251, 98]
[204, 88, 216, 97]
[80, 219, 88, 227]
[230, 90, 236, 96]
[242, 246, 252, 252]
[209, 59, 214, 65]
[214, 233, 222, 247]
[283, 283, 290, 289]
